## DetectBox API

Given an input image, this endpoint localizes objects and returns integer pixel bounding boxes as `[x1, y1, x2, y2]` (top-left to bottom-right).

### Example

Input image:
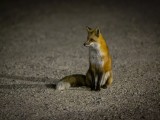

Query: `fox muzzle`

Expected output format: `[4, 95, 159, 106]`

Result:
[83, 41, 90, 47]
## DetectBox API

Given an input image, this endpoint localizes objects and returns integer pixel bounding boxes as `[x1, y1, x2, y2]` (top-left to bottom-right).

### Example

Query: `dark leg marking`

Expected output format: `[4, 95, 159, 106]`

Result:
[91, 70, 95, 91]
[96, 72, 103, 91]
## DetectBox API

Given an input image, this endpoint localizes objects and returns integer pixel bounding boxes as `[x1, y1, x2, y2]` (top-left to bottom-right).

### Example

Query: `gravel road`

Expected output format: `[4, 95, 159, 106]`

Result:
[0, 0, 160, 120]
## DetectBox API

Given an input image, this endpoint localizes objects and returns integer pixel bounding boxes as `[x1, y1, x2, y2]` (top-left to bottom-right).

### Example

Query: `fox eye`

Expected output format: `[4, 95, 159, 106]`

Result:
[90, 39, 94, 42]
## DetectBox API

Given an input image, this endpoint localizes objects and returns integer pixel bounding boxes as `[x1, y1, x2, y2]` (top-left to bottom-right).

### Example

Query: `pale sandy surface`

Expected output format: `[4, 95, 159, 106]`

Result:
[0, 0, 160, 120]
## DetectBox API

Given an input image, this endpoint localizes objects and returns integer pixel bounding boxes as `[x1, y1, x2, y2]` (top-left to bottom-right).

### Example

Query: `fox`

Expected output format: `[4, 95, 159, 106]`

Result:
[56, 26, 113, 91]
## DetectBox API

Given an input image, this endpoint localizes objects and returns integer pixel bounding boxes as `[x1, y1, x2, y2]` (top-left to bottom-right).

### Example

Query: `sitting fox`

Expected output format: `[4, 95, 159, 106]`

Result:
[56, 27, 113, 91]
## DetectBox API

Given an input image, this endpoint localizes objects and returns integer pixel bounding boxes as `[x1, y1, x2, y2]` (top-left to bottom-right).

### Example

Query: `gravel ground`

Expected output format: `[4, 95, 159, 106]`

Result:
[0, 0, 160, 120]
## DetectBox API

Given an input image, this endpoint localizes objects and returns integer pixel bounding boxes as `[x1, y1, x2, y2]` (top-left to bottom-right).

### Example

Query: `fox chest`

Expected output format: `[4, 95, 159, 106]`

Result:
[89, 49, 104, 68]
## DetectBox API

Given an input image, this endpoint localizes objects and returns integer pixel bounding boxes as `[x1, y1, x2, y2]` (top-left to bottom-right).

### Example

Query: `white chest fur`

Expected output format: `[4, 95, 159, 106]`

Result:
[89, 46, 104, 68]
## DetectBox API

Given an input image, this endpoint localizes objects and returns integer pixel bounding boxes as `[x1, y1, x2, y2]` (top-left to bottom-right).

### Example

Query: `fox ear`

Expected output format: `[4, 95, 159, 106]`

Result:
[86, 26, 92, 32]
[95, 28, 100, 37]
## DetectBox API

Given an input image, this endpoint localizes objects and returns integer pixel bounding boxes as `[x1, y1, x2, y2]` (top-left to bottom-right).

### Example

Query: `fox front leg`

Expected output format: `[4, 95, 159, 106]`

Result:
[96, 72, 103, 91]
[91, 71, 95, 91]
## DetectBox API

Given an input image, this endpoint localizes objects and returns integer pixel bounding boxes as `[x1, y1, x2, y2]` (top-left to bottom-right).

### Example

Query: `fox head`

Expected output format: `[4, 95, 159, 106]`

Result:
[84, 26, 101, 48]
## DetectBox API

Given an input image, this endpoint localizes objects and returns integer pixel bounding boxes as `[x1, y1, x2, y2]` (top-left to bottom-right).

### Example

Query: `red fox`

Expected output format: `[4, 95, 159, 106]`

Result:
[56, 27, 113, 91]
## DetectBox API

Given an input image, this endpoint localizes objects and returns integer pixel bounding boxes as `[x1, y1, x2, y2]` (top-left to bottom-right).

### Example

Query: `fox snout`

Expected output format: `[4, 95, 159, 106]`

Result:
[83, 41, 90, 47]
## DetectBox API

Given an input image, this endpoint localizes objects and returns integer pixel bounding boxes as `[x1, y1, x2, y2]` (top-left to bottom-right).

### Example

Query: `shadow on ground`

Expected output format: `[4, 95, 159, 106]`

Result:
[0, 74, 56, 89]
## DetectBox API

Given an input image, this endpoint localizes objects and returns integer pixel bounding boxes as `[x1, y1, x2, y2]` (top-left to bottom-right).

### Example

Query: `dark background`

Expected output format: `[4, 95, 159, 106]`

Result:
[0, 0, 160, 120]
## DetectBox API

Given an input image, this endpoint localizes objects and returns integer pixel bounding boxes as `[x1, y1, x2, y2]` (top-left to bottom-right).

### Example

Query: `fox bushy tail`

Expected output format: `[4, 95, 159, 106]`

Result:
[56, 74, 86, 90]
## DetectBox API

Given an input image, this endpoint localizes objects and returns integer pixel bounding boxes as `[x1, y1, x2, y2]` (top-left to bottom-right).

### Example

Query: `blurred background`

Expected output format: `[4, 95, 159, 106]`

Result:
[0, 0, 160, 120]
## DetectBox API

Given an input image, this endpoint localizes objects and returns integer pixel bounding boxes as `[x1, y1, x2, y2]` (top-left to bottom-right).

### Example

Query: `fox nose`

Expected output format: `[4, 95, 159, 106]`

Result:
[83, 43, 86, 46]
